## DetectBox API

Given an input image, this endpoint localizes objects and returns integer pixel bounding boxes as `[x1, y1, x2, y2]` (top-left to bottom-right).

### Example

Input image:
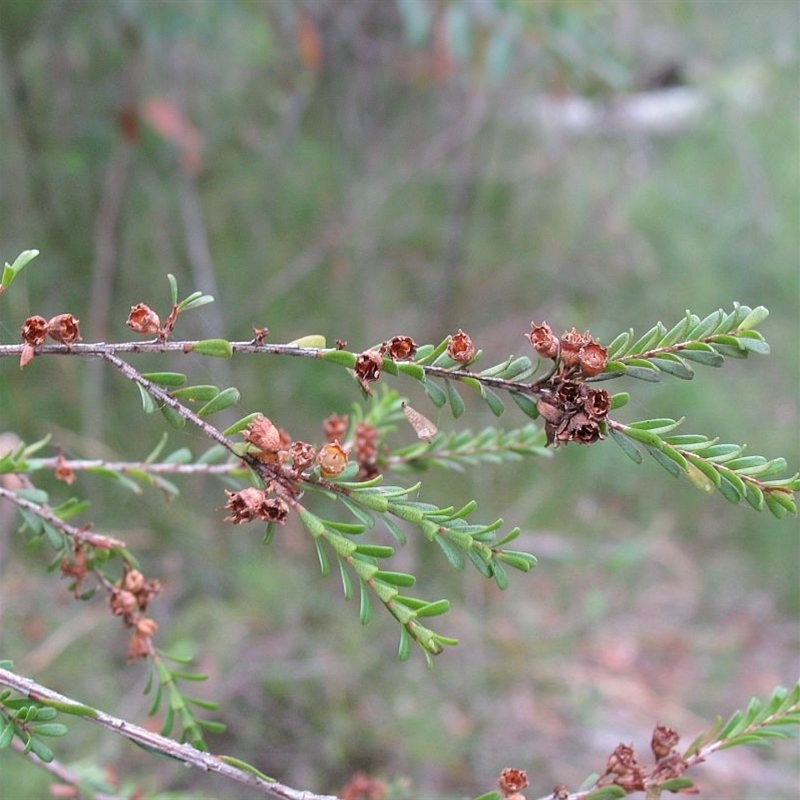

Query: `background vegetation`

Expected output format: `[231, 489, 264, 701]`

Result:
[1, 1, 798, 797]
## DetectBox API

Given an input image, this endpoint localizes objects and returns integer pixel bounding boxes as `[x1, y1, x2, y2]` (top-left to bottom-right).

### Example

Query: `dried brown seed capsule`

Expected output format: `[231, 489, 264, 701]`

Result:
[354, 351, 383, 383]
[135, 617, 158, 637]
[317, 440, 349, 477]
[127, 631, 151, 659]
[584, 387, 610, 419]
[222, 487, 269, 524]
[498, 767, 529, 796]
[20, 315, 48, 346]
[289, 441, 317, 473]
[447, 329, 476, 364]
[526, 321, 559, 360]
[651, 724, 680, 760]
[566, 411, 603, 444]
[381, 335, 417, 361]
[578, 340, 608, 377]
[560, 327, 591, 368]
[136, 578, 162, 610]
[244, 415, 285, 463]
[46, 313, 81, 345]
[262, 497, 290, 524]
[605, 743, 640, 777]
[323, 414, 349, 443]
[122, 569, 145, 594]
[110, 589, 138, 617]
[550, 787, 569, 800]
[126, 303, 161, 335]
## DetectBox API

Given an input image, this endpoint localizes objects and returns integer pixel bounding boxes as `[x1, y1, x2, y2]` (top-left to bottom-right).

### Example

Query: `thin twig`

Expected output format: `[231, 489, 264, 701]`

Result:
[0, 667, 341, 800]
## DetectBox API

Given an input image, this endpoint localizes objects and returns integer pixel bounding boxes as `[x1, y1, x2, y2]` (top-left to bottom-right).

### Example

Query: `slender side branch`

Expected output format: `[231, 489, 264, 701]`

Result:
[0, 485, 126, 549]
[0, 668, 341, 800]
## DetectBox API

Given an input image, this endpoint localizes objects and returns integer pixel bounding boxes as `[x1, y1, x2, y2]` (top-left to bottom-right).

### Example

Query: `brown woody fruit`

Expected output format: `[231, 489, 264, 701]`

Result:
[126, 303, 161, 335]
[447, 329, 476, 364]
[20, 315, 48, 346]
[46, 313, 81, 345]
[381, 335, 417, 361]
[559, 327, 591, 368]
[317, 441, 349, 477]
[578, 340, 608, 377]
[526, 321, 559, 359]
[498, 767, 529, 797]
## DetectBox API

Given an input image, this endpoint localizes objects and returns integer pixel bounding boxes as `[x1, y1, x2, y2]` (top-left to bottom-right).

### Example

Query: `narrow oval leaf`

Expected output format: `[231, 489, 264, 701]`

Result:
[422, 377, 447, 407]
[622, 360, 661, 381]
[444, 380, 465, 418]
[320, 349, 357, 368]
[158, 403, 186, 430]
[649, 354, 695, 379]
[198, 387, 240, 417]
[358, 579, 372, 625]
[737, 305, 769, 330]
[171, 385, 220, 402]
[397, 626, 412, 661]
[609, 428, 643, 463]
[509, 391, 539, 419]
[680, 342, 724, 366]
[288, 334, 327, 348]
[188, 338, 233, 358]
[142, 372, 188, 387]
[482, 387, 505, 417]
[223, 413, 263, 436]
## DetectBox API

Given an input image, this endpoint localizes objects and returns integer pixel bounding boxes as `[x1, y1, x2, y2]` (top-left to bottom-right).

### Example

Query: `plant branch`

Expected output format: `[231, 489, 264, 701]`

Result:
[0, 667, 341, 800]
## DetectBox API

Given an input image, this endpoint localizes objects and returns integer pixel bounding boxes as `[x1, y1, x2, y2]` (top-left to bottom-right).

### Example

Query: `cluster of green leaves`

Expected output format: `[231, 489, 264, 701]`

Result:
[599, 304, 771, 382]
[143, 651, 224, 750]
[0, 662, 70, 764]
[685, 681, 800, 759]
[609, 418, 799, 517]
[471, 681, 800, 800]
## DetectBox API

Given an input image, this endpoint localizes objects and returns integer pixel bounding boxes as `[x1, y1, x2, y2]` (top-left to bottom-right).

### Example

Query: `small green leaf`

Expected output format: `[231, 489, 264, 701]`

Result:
[178, 293, 214, 312]
[422, 378, 447, 407]
[736, 330, 771, 355]
[397, 361, 425, 380]
[138, 384, 157, 414]
[415, 599, 450, 617]
[685, 456, 719, 494]
[605, 330, 632, 359]
[189, 339, 233, 358]
[320, 349, 357, 368]
[584, 786, 626, 800]
[30, 723, 68, 738]
[445, 380, 465, 418]
[158, 403, 186, 430]
[680, 342, 724, 366]
[610, 428, 642, 463]
[509, 391, 539, 419]
[223, 413, 262, 436]
[650, 353, 695, 379]
[737, 305, 769, 330]
[482, 387, 505, 417]
[288, 334, 327, 348]
[167, 273, 178, 305]
[622, 359, 661, 381]
[0, 721, 15, 749]
[142, 372, 188, 388]
[397, 626, 412, 661]
[658, 777, 695, 792]
[338, 558, 353, 600]
[353, 544, 394, 558]
[28, 736, 54, 762]
[358, 579, 372, 625]
[375, 570, 416, 587]
[609, 392, 630, 410]
[198, 387, 240, 417]
[171, 385, 220, 402]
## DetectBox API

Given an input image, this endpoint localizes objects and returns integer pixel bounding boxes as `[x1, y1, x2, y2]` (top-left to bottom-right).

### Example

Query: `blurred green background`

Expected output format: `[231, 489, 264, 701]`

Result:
[1, 1, 798, 798]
